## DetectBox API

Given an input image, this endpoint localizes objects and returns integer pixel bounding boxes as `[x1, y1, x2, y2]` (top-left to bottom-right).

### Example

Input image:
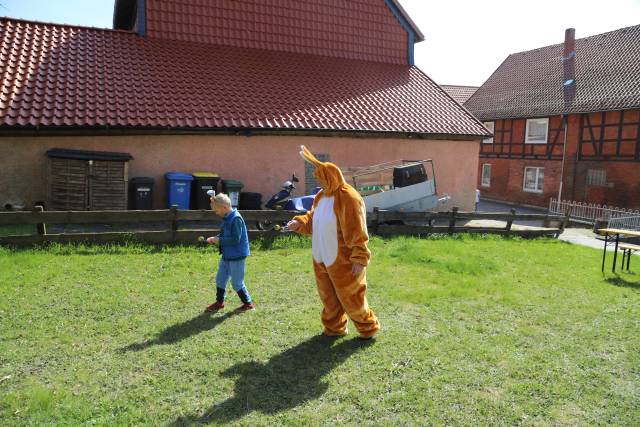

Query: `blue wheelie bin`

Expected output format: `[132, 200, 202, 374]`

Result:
[165, 172, 194, 209]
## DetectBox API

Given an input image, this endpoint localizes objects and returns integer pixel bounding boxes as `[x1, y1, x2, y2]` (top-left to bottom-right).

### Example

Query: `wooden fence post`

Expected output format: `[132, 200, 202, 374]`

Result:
[505, 208, 516, 232]
[170, 204, 178, 243]
[425, 211, 433, 229]
[372, 207, 380, 234]
[34, 205, 46, 236]
[448, 206, 458, 234]
[560, 206, 571, 233]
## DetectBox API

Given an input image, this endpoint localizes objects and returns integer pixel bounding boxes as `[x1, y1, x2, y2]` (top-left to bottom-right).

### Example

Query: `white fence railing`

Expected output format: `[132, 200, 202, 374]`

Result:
[608, 215, 640, 231]
[548, 198, 640, 224]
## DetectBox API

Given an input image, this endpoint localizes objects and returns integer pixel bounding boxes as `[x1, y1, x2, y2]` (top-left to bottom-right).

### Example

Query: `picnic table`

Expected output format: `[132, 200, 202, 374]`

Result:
[597, 228, 640, 273]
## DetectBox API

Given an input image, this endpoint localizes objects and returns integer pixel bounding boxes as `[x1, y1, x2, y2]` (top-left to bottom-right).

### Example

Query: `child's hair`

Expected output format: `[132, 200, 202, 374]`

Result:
[212, 193, 232, 208]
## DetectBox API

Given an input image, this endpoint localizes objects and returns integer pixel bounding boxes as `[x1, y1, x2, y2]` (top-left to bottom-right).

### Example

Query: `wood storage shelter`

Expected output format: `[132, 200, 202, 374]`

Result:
[46, 148, 132, 211]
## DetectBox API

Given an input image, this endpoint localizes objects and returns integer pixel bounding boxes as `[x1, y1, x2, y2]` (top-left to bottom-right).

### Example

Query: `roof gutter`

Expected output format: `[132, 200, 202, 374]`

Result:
[0, 125, 486, 140]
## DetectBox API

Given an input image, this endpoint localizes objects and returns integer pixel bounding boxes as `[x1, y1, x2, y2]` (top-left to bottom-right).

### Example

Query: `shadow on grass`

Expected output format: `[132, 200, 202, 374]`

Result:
[605, 275, 640, 290]
[171, 335, 374, 425]
[121, 311, 240, 352]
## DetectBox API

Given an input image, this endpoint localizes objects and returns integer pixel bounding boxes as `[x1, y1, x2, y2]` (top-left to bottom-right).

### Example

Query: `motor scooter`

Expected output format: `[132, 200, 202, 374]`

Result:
[258, 173, 321, 230]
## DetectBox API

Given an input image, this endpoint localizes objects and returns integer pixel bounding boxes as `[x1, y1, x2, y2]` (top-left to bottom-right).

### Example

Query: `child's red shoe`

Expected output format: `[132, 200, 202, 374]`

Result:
[205, 301, 225, 312]
[237, 302, 256, 311]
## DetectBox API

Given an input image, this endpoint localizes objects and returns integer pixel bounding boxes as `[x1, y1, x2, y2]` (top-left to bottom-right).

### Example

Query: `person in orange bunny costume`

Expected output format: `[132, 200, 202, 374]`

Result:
[286, 146, 380, 339]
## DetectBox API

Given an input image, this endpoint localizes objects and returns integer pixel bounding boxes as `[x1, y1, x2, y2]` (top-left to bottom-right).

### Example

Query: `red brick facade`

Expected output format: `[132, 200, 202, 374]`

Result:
[478, 109, 640, 209]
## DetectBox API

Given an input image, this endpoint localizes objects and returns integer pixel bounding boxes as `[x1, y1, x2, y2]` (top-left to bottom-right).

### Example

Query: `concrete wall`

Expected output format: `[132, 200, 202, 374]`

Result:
[0, 134, 481, 211]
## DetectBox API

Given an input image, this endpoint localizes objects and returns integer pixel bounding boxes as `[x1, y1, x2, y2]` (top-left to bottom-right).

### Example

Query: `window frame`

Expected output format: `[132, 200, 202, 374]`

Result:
[481, 164, 491, 187]
[305, 153, 330, 194]
[523, 166, 544, 193]
[482, 121, 494, 144]
[586, 169, 607, 187]
[524, 118, 549, 144]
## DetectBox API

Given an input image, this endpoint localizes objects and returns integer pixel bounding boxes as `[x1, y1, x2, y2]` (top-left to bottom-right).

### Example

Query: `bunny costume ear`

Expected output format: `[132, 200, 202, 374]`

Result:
[299, 145, 324, 167]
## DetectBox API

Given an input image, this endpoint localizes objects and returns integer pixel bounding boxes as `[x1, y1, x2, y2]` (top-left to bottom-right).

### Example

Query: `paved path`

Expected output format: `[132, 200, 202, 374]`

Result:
[477, 199, 546, 215]
[476, 199, 547, 227]
[474, 198, 621, 252]
[474, 199, 640, 260]
[557, 228, 604, 250]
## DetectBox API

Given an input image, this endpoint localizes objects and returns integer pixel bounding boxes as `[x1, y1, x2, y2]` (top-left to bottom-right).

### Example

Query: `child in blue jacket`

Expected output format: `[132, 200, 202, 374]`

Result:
[205, 193, 255, 312]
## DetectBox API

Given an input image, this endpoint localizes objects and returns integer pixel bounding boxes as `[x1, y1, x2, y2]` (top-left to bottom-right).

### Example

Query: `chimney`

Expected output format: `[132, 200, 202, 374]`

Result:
[562, 28, 576, 107]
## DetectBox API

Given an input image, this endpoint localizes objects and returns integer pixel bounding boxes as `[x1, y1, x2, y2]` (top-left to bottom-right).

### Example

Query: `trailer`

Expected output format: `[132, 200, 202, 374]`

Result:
[260, 160, 449, 231]
[345, 160, 449, 213]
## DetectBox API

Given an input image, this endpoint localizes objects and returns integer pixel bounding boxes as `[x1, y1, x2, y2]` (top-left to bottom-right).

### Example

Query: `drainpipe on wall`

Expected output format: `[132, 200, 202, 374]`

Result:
[558, 114, 569, 202]
[558, 28, 576, 202]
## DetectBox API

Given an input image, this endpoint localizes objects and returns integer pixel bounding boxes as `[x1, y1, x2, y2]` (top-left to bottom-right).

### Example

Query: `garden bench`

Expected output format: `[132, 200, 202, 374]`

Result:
[597, 228, 640, 273]
[618, 243, 640, 272]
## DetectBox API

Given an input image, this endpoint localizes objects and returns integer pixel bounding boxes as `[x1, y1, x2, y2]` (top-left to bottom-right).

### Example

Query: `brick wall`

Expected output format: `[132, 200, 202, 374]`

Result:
[572, 161, 640, 208]
[478, 109, 640, 209]
[478, 158, 564, 207]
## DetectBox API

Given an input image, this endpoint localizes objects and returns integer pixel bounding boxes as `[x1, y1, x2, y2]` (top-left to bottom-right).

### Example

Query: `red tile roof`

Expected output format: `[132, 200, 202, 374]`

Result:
[143, 0, 411, 65]
[0, 18, 489, 137]
[440, 85, 479, 105]
[465, 25, 640, 120]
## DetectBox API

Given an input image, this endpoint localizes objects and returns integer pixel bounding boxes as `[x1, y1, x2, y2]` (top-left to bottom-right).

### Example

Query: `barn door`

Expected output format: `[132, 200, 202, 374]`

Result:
[88, 160, 128, 210]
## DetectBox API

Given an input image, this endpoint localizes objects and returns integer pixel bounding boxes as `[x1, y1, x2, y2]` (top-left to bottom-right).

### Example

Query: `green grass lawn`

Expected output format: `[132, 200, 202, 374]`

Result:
[0, 236, 638, 426]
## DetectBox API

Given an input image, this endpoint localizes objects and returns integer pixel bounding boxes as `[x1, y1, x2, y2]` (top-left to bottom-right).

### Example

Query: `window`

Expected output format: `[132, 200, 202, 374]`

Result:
[523, 167, 544, 193]
[481, 164, 491, 187]
[586, 169, 607, 187]
[525, 118, 549, 144]
[483, 121, 494, 144]
[305, 153, 329, 194]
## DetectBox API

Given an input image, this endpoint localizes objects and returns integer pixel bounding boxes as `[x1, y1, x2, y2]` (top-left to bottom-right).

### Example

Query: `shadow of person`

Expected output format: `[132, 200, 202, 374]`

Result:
[121, 311, 240, 352]
[171, 335, 374, 425]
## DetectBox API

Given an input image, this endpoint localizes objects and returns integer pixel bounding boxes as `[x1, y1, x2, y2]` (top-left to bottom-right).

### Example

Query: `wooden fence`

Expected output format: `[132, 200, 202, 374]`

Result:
[368, 207, 567, 237]
[0, 206, 567, 246]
